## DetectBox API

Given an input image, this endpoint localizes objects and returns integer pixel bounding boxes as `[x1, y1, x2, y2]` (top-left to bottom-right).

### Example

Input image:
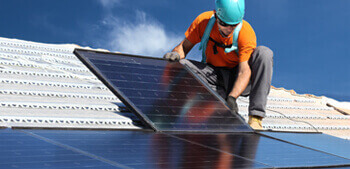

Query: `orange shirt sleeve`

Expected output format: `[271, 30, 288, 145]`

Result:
[237, 20, 257, 62]
[185, 11, 213, 45]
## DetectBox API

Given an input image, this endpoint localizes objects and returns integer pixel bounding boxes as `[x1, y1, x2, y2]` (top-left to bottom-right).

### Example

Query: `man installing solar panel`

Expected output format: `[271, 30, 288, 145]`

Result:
[163, 0, 273, 130]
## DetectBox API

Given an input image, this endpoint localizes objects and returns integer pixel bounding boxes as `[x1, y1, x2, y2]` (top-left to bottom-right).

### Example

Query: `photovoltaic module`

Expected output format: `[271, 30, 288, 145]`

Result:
[3, 129, 350, 168]
[74, 49, 252, 132]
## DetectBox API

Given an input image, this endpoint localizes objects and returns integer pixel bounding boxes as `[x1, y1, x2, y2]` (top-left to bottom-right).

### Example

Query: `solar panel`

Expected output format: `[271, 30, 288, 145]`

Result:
[0, 129, 119, 168]
[21, 129, 268, 169]
[74, 49, 251, 132]
[10, 129, 350, 169]
[173, 133, 350, 168]
[261, 132, 350, 160]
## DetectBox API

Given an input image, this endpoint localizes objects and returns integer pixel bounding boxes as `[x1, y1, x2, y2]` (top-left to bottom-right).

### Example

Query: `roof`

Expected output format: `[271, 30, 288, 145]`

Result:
[0, 37, 140, 130]
[0, 36, 349, 139]
[0, 37, 350, 168]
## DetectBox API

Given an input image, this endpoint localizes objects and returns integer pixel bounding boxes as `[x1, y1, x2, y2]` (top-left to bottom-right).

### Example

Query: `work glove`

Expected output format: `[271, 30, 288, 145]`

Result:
[163, 52, 180, 61]
[226, 96, 239, 114]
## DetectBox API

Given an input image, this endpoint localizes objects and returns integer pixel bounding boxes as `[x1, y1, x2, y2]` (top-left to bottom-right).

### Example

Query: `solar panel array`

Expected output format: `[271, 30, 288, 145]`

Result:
[70, 49, 350, 168]
[74, 49, 251, 132]
[2, 129, 350, 169]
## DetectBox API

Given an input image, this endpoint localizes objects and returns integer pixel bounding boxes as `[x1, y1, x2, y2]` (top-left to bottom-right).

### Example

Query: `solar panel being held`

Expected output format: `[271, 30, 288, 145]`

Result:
[74, 49, 252, 132]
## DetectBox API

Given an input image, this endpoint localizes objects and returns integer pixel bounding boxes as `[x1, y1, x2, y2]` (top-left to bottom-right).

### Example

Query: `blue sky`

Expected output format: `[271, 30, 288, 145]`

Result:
[0, 0, 349, 101]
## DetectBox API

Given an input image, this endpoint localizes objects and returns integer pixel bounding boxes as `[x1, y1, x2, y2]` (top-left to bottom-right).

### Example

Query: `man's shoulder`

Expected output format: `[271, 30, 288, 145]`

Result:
[242, 20, 252, 27]
[199, 11, 214, 18]
[195, 11, 214, 22]
[241, 20, 255, 33]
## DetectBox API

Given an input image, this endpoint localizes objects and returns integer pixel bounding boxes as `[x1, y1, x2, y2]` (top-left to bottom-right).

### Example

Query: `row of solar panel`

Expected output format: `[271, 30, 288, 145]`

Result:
[70, 49, 350, 168]
[1, 129, 349, 169]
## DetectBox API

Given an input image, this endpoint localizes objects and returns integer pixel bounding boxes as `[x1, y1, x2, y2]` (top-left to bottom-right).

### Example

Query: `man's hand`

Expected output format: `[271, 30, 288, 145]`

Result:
[229, 61, 251, 99]
[163, 52, 180, 61]
[226, 96, 238, 113]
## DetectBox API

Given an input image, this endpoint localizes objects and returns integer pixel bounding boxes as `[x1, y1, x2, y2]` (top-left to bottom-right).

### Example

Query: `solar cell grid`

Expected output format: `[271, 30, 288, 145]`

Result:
[74, 49, 251, 132]
[261, 132, 350, 160]
[0, 129, 119, 169]
[173, 133, 350, 168]
[5, 129, 349, 169]
[23, 129, 269, 169]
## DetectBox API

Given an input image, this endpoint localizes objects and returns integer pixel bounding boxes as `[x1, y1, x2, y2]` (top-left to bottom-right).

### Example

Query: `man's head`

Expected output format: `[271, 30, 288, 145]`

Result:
[215, 0, 245, 25]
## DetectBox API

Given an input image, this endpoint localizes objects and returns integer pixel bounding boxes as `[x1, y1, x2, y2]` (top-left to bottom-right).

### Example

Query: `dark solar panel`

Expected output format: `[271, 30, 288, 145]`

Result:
[23, 129, 268, 169]
[173, 133, 350, 168]
[0, 129, 121, 168]
[261, 132, 350, 160]
[74, 49, 251, 132]
[6, 129, 348, 169]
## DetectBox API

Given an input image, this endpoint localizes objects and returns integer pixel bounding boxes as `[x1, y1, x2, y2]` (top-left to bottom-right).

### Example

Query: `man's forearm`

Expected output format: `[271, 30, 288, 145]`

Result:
[172, 38, 194, 60]
[172, 44, 186, 60]
[229, 68, 251, 98]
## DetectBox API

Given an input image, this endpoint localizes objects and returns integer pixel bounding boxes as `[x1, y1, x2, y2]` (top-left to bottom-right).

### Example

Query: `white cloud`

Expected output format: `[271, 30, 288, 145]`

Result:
[98, 0, 121, 9]
[98, 10, 183, 57]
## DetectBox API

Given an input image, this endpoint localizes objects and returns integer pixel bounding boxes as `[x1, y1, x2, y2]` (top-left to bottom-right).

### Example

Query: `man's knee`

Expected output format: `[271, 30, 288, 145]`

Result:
[252, 46, 273, 64]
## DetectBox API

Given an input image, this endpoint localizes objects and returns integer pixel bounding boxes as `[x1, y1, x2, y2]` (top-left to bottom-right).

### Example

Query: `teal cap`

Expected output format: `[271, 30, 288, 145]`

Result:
[215, 0, 245, 25]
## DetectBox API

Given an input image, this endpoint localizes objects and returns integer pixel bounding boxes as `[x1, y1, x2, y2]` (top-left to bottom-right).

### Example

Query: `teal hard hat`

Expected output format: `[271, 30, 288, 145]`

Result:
[215, 0, 245, 25]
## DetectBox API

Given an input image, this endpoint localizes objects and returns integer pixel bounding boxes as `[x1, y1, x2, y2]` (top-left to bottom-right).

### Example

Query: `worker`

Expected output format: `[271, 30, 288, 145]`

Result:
[163, 0, 273, 129]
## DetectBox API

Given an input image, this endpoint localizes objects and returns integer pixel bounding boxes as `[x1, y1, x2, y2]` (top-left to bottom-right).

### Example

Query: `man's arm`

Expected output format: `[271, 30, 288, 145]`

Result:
[229, 61, 251, 98]
[172, 38, 195, 59]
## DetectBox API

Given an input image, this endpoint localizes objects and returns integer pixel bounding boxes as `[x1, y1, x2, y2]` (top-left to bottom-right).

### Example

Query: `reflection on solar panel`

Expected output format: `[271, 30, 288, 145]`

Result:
[74, 49, 251, 132]
[23, 129, 268, 169]
[3, 129, 350, 169]
[173, 132, 350, 168]
[261, 132, 350, 160]
[0, 129, 120, 168]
